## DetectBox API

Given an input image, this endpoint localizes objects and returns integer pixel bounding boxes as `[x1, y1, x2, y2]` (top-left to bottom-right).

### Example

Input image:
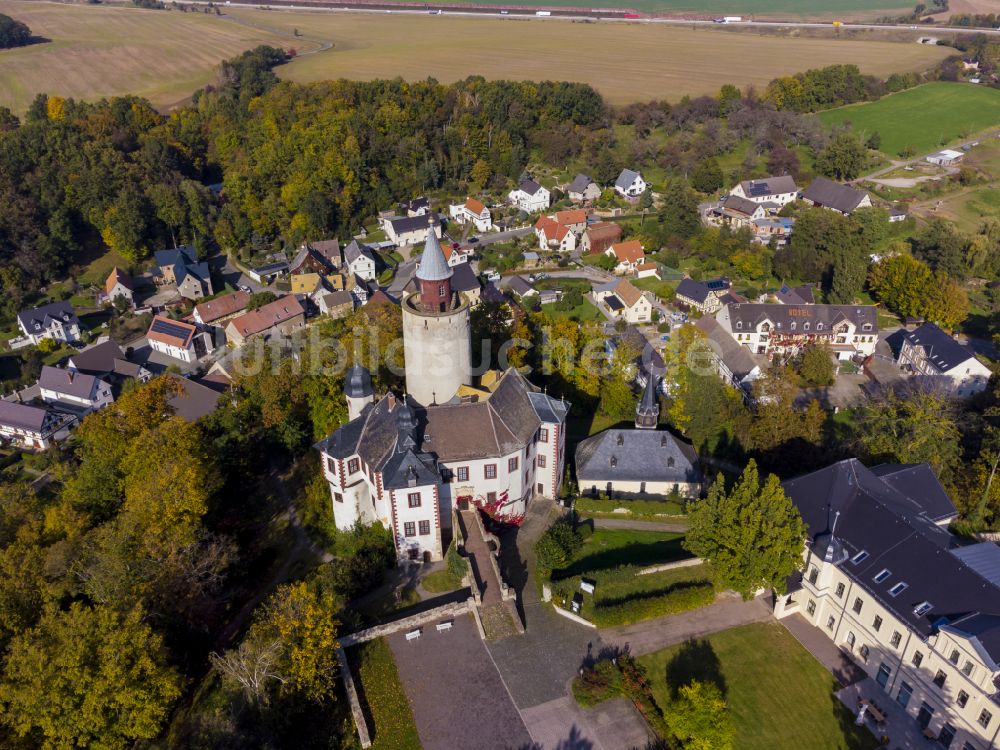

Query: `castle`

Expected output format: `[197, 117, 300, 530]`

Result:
[317, 221, 569, 562]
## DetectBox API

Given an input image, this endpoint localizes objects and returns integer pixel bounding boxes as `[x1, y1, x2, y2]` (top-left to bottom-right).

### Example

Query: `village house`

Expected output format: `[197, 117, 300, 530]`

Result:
[146, 315, 201, 363]
[165, 373, 224, 423]
[400, 196, 430, 217]
[103, 267, 135, 308]
[16, 301, 81, 345]
[318, 290, 354, 319]
[605, 240, 645, 275]
[775, 458, 1000, 750]
[566, 173, 601, 203]
[192, 290, 251, 327]
[898, 323, 992, 398]
[581, 222, 622, 255]
[801, 177, 872, 215]
[613, 168, 647, 200]
[154, 245, 213, 299]
[774, 284, 815, 306]
[635, 263, 660, 280]
[507, 276, 538, 301]
[444, 245, 470, 267]
[383, 214, 443, 247]
[290, 273, 326, 302]
[449, 198, 493, 233]
[712, 195, 767, 229]
[289, 242, 338, 276]
[552, 208, 588, 235]
[576, 369, 701, 499]
[729, 175, 798, 206]
[342, 240, 378, 282]
[674, 277, 731, 314]
[534, 216, 576, 254]
[225, 295, 306, 347]
[593, 278, 653, 324]
[0, 400, 73, 451]
[38, 365, 113, 413]
[67, 339, 151, 393]
[508, 179, 550, 213]
[694, 316, 763, 395]
[247, 260, 289, 285]
[716, 302, 878, 360]
[752, 216, 795, 245]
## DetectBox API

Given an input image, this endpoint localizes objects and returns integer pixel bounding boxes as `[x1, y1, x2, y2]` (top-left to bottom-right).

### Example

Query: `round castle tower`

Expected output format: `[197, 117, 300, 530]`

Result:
[402, 219, 472, 406]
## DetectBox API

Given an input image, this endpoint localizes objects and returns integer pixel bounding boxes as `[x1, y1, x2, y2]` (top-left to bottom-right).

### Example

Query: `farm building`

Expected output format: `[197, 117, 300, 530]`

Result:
[926, 149, 964, 166]
[801, 177, 872, 215]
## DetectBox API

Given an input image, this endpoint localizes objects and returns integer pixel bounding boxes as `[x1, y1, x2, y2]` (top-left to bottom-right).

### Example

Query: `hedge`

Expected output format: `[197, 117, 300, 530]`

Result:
[575, 496, 685, 518]
[590, 582, 715, 628]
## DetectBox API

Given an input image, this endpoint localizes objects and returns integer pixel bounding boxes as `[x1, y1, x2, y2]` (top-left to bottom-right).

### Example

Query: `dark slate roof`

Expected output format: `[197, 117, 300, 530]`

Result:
[725, 303, 877, 332]
[518, 179, 544, 196]
[869, 463, 958, 523]
[575, 429, 699, 484]
[507, 276, 536, 297]
[718, 194, 759, 216]
[615, 168, 640, 190]
[38, 366, 105, 400]
[17, 301, 78, 333]
[568, 174, 595, 193]
[154, 245, 198, 268]
[176, 261, 211, 288]
[343, 240, 377, 266]
[617, 325, 666, 371]
[388, 214, 440, 237]
[450, 262, 480, 293]
[902, 323, 977, 374]
[166, 374, 222, 423]
[776, 284, 815, 306]
[0, 400, 50, 432]
[345, 364, 373, 399]
[738, 175, 797, 197]
[415, 227, 452, 283]
[802, 177, 869, 214]
[676, 278, 712, 304]
[782, 460, 1000, 655]
[68, 340, 143, 379]
[605, 295, 624, 312]
[482, 282, 506, 304]
[694, 317, 760, 382]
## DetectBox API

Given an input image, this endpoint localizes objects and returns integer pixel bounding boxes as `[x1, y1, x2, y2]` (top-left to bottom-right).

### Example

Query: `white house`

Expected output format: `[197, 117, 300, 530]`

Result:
[449, 198, 493, 233]
[534, 216, 576, 254]
[898, 323, 992, 398]
[104, 267, 135, 308]
[0, 400, 72, 451]
[508, 179, 550, 213]
[383, 215, 443, 247]
[605, 240, 645, 275]
[16, 302, 81, 346]
[729, 175, 798, 206]
[694, 316, 763, 395]
[443, 245, 470, 267]
[716, 302, 878, 360]
[566, 173, 601, 204]
[593, 278, 653, 324]
[774, 459, 1000, 750]
[37, 365, 113, 413]
[146, 315, 199, 363]
[613, 168, 646, 200]
[342, 240, 378, 282]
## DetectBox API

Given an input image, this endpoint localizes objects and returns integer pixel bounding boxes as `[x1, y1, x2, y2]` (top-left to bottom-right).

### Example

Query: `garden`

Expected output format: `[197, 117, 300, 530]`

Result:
[347, 639, 421, 750]
[538, 523, 715, 627]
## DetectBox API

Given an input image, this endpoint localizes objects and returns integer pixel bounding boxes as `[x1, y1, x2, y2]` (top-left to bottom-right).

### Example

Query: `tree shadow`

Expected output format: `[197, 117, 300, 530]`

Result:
[553, 538, 690, 579]
[516, 725, 594, 750]
[495, 523, 529, 626]
[664, 638, 727, 699]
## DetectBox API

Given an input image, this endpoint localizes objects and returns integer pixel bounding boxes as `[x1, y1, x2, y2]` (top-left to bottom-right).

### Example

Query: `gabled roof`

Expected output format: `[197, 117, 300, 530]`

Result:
[166, 374, 222, 423]
[290, 273, 323, 296]
[193, 291, 251, 324]
[719, 194, 760, 217]
[535, 216, 570, 241]
[321, 290, 354, 309]
[576, 428, 699, 483]
[0, 400, 51, 432]
[554, 209, 587, 226]
[802, 177, 869, 214]
[38, 366, 105, 401]
[227, 296, 304, 338]
[723, 303, 877, 333]
[776, 284, 814, 306]
[310, 239, 342, 264]
[615, 168, 641, 190]
[676, 278, 712, 304]
[608, 240, 644, 264]
[450, 263, 481, 294]
[387, 215, 437, 236]
[614, 279, 643, 308]
[567, 174, 595, 193]
[154, 245, 198, 268]
[464, 197, 487, 215]
[105, 267, 133, 296]
[507, 276, 536, 297]
[586, 222, 622, 241]
[68, 340, 144, 380]
[343, 239, 377, 266]
[903, 323, 979, 374]
[290, 244, 336, 273]
[17, 301, 78, 333]
[695, 317, 760, 381]
[517, 179, 544, 196]
[738, 175, 797, 197]
[147, 315, 196, 349]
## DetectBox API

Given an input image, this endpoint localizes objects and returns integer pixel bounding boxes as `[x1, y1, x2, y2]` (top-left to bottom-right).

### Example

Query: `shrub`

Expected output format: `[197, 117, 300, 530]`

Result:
[575, 495, 685, 518]
[535, 520, 582, 575]
[590, 582, 715, 628]
[571, 659, 621, 707]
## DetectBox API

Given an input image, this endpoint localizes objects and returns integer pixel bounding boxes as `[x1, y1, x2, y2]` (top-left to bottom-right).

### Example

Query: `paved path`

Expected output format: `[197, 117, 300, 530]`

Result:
[458, 509, 503, 605]
[521, 695, 654, 750]
[599, 592, 772, 657]
[781, 613, 867, 687]
[591, 517, 688, 533]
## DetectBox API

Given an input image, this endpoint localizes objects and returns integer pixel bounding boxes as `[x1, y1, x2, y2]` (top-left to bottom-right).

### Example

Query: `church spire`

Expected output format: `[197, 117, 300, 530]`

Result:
[635, 367, 660, 430]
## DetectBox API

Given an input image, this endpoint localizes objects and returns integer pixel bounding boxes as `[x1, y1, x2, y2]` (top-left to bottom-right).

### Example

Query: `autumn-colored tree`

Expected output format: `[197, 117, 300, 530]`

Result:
[0, 603, 181, 749]
[666, 680, 734, 750]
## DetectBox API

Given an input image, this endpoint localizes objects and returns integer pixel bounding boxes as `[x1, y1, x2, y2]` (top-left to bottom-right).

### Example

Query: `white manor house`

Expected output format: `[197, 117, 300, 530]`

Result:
[316, 225, 569, 562]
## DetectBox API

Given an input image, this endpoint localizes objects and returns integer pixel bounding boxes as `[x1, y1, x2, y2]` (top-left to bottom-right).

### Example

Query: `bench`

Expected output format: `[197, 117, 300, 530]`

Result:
[405, 629, 422, 641]
[436, 621, 453, 632]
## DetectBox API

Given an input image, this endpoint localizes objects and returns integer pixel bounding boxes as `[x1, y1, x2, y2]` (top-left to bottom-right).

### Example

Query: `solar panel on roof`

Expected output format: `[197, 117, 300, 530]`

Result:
[748, 182, 769, 197]
[151, 318, 192, 340]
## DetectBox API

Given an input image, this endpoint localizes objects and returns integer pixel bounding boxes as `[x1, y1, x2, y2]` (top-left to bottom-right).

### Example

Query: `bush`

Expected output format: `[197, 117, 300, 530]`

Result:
[590, 582, 715, 628]
[535, 520, 583, 576]
[571, 659, 622, 707]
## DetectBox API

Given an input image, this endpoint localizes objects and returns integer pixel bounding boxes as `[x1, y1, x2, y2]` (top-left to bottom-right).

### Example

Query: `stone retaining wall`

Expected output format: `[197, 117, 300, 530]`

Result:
[636, 557, 703, 576]
[340, 599, 474, 647]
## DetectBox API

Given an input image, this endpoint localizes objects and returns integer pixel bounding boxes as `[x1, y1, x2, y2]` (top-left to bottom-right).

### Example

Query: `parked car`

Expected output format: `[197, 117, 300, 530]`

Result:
[468, 237, 480, 244]
[485, 271, 501, 282]
[239, 285, 252, 293]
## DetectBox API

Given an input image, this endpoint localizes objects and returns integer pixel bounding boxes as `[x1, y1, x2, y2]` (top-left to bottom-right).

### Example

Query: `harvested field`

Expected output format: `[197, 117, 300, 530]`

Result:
[230, 9, 951, 104]
[0, 0, 300, 113]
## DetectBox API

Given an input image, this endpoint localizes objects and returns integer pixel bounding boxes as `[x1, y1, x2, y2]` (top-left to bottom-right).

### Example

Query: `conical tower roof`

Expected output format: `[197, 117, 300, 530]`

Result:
[345, 364, 373, 398]
[416, 218, 452, 282]
[635, 367, 660, 429]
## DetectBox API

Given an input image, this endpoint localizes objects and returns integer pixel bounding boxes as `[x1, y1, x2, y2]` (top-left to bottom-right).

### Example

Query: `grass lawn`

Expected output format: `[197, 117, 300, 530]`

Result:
[639, 622, 877, 750]
[347, 639, 420, 750]
[817, 82, 1000, 158]
[633, 276, 677, 301]
[237, 9, 949, 105]
[543, 298, 603, 321]
[575, 495, 686, 520]
[555, 528, 690, 579]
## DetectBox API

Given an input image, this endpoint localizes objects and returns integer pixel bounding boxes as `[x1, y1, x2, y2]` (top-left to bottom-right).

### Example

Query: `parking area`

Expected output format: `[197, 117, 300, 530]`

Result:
[387, 613, 532, 750]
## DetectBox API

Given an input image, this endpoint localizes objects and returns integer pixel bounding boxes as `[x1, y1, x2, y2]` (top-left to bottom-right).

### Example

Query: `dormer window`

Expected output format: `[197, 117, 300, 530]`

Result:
[817, 323, 824, 331]
[667, 456, 675, 468]
[736, 321, 742, 330]
[889, 582, 908, 596]
[616, 434, 624, 446]
[610, 456, 618, 468]
[862, 323, 872, 331]
[851, 550, 869, 564]
[914, 601, 933, 616]
[790, 322, 796, 331]
[804, 323, 810, 331]
[873, 569, 891, 584]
